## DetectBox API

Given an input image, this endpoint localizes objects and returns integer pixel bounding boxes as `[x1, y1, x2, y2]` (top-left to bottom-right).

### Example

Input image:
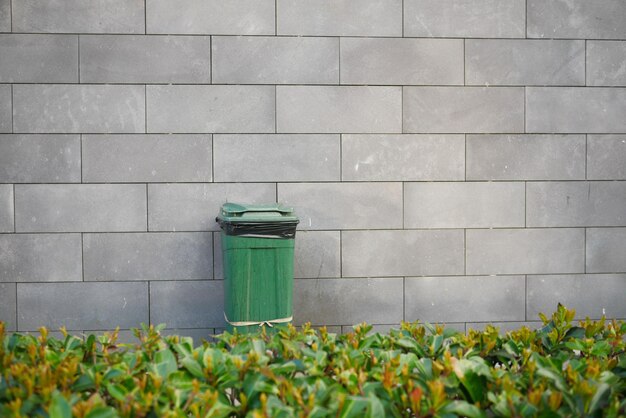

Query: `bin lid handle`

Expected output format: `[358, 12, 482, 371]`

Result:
[221, 202, 294, 214]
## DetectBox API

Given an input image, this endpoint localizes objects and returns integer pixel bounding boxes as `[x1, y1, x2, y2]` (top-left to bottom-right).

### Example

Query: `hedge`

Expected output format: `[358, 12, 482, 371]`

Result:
[0, 305, 624, 417]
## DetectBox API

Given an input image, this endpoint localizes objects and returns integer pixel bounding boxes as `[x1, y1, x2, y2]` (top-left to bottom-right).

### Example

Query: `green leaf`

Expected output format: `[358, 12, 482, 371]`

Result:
[364, 394, 385, 418]
[308, 406, 332, 418]
[395, 338, 427, 357]
[45, 349, 60, 365]
[253, 378, 280, 396]
[49, 392, 71, 418]
[106, 383, 128, 402]
[339, 396, 369, 418]
[242, 373, 263, 399]
[64, 336, 83, 351]
[536, 368, 567, 392]
[172, 339, 194, 358]
[591, 340, 611, 357]
[565, 340, 586, 352]
[205, 401, 236, 418]
[430, 335, 444, 355]
[361, 382, 383, 397]
[423, 322, 437, 335]
[103, 369, 124, 382]
[71, 374, 95, 392]
[519, 402, 538, 417]
[502, 340, 521, 357]
[441, 401, 487, 418]
[0, 406, 11, 417]
[270, 360, 298, 375]
[251, 339, 266, 356]
[587, 383, 610, 415]
[181, 357, 204, 378]
[203, 347, 223, 369]
[85, 406, 118, 418]
[414, 358, 433, 379]
[453, 359, 487, 403]
[85, 334, 96, 348]
[170, 371, 195, 391]
[564, 326, 586, 340]
[154, 348, 178, 378]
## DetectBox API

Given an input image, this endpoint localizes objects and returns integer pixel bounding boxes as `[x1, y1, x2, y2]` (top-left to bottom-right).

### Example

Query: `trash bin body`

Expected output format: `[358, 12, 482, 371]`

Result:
[217, 203, 298, 333]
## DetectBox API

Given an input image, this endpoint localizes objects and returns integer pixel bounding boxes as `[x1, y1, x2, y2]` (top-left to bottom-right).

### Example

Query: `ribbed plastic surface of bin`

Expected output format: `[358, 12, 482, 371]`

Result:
[216, 203, 299, 333]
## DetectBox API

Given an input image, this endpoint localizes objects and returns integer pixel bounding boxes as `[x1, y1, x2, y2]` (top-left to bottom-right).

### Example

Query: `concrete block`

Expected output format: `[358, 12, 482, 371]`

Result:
[404, 0, 525, 38]
[0, 85, 9, 133]
[404, 182, 525, 228]
[0, 234, 82, 282]
[15, 184, 147, 232]
[587, 41, 626, 86]
[340, 38, 463, 85]
[403, 87, 524, 133]
[587, 135, 626, 180]
[212, 36, 338, 84]
[82, 134, 211, 183]
[528, 274, 626, 320]
[0, 185, 13, 232]
[17, 282, 148, 331]
[0, 34, 78, 82]
[466, 134, 586, 180]
[278, 182, 402, 230]
[586, 228, 626, 273]
[150, 281, 224, 328]
[13, 85, 145, 134]
[294, 231, 340, 279]
[277, 86, 401, 133]
[148, 183, 275, 232]
[277, 0, 401, 36]
[146, 0, 274, 35]
[0, 283, 16, 331]
[405, 276, 525, 323]
[467, 229, 585, 275]
[83, 233, 213, 281]
[0, 134, 81, 183]
[213, 134, 339, 182]
[527, 181, 626, 227]
[0, 0, 9, 32]
[527, 0, 626, 39]
[526, 88, 626, 133]
[342, 230, 464, 277]
[147, 85, 274, 133]
[466, 40, 584, 86]
[80, 35, 211, 83]
[342, 134, 464, 181]
[12, 0, 144, 33]
[293, 278, 403, 325]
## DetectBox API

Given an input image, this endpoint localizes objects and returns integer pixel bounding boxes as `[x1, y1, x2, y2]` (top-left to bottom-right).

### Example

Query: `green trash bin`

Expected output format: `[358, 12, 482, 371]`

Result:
[216, 203, 299, 333]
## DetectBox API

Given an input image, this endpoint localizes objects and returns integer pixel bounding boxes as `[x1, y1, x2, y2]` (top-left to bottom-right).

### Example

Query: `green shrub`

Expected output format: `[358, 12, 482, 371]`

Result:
[1, 305, 624, 417]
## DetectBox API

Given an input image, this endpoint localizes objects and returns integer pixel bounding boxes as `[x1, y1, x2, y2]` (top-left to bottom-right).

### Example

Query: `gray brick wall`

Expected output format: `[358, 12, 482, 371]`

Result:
[0, 0, 625, 337]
